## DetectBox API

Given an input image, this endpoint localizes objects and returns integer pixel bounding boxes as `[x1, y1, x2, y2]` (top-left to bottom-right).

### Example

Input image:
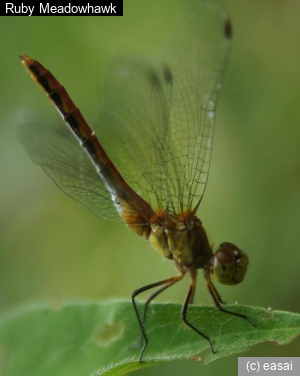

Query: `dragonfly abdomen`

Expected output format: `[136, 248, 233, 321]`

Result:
[20, 54, 155, 228]
[21, 55, 118, 184]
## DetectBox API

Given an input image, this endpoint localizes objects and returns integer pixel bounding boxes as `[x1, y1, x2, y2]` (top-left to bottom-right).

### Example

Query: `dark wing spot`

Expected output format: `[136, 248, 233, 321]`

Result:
[224, 18, 233, 39]
[162, 64, 173, 83]
[148, 70, 161, 88]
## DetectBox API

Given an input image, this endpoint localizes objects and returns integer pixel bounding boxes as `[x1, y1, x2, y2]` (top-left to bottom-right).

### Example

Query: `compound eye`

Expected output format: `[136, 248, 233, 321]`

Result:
[211, 243, 249, 285]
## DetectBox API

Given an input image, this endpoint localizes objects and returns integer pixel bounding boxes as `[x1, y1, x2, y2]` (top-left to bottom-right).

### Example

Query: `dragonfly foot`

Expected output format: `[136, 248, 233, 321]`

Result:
[209, 338, 216, 354]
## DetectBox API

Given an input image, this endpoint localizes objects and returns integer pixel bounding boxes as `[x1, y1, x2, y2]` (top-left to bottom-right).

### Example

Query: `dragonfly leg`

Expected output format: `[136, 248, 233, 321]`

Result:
[131, 279, 180, 349]
[131, 271, 186, 363]
[181, 271, 216, 354]
[209, 278, 227, 304]
[205, 275, 256, 327]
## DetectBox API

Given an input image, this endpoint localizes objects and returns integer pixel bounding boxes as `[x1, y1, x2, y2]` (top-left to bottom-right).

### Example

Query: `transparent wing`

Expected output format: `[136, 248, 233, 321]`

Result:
[19, 0, 231, 223]
[97, 0, 231, 215]
[18, 122, 122, 222]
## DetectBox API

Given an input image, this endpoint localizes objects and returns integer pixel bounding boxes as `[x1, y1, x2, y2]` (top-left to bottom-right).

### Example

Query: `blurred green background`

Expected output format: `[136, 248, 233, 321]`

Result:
[1, 0, 300, 374]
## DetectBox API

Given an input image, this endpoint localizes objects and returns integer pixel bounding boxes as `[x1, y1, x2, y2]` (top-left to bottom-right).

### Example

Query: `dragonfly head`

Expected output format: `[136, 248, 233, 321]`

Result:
[211, 242, 249, 285]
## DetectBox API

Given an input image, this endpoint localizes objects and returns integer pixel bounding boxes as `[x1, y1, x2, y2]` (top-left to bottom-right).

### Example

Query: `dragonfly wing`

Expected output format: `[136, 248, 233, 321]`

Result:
[97, 57, 176, 213]
[18, 122, 122, 222]
[160, 1, 232, 212]
[96, 0, 232, 214]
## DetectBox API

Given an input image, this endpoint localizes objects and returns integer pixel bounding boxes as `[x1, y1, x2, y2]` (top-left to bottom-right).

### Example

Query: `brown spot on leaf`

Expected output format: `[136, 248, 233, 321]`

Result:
[190, 354, 202, 361]
[97, 321, 124, 346]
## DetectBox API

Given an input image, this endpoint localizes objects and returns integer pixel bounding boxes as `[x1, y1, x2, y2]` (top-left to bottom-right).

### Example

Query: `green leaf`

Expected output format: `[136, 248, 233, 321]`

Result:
[0, 300, 299, 376]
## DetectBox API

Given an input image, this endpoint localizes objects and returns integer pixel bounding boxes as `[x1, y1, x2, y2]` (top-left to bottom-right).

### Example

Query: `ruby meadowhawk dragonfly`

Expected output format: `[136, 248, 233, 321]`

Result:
[19, 0, 255, 362]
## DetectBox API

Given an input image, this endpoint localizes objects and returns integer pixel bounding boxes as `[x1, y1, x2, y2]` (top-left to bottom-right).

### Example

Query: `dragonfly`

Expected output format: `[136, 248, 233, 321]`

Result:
[19, 0, 255, 362]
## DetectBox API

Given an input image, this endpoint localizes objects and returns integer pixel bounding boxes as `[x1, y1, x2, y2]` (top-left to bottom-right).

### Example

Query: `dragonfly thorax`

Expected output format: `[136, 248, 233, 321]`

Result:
[148, 212, 213, 270]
